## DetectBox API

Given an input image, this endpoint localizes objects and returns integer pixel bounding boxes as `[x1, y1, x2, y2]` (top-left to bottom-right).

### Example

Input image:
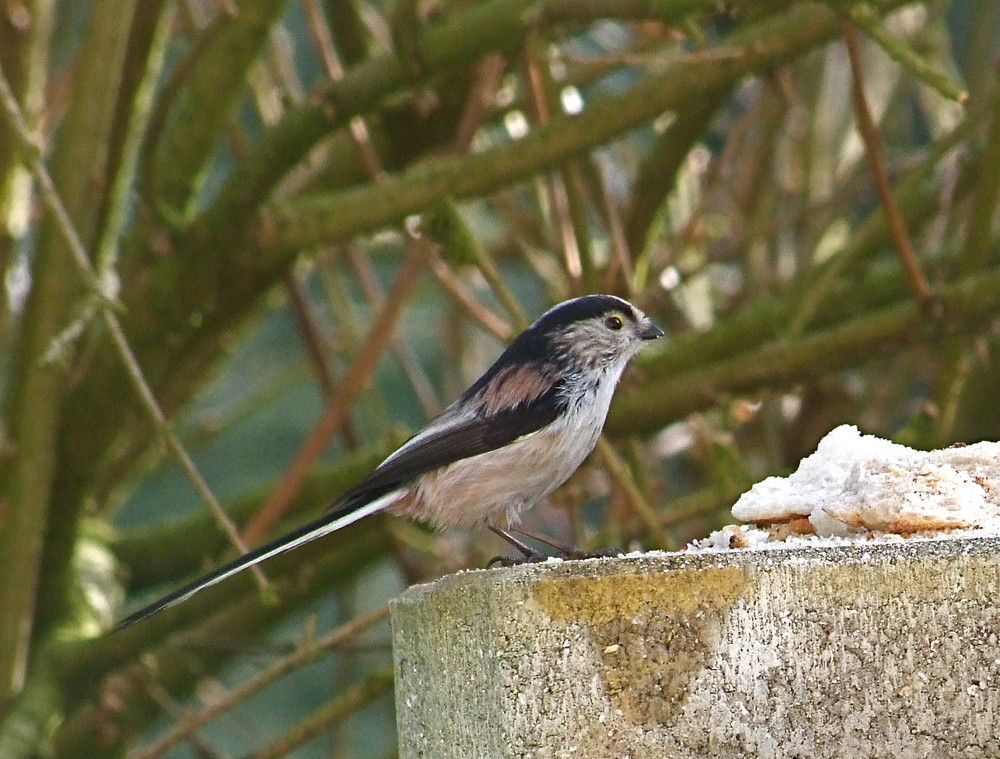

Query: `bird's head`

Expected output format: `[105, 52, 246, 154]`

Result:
[532, 294, 664, 371]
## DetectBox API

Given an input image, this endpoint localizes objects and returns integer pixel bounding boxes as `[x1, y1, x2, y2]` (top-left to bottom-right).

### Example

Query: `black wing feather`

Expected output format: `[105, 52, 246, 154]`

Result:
[331, 376, 566, 515]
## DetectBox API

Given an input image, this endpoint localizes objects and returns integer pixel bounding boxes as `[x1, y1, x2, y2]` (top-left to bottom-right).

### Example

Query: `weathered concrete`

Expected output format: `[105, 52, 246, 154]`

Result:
[391, 537, 1000, 758]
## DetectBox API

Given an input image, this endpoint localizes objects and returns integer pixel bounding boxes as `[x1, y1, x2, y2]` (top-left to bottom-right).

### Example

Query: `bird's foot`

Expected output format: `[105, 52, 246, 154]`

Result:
[487, 524, 549, 566]
[486, 551, 548, 568]
[486, 524, 624, 567]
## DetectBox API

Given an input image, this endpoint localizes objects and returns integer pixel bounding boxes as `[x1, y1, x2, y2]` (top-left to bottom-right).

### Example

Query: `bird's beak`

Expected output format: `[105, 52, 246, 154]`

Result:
[639, 319, 664, 340]
[638, 321, 665, 341]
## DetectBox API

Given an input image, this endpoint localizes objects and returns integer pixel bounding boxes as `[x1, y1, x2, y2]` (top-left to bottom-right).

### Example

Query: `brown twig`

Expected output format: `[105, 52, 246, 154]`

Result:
[241, 0, 432, 541]
[453, 53, 507, 153]
[842, 19, 932, 303]
[283, 268, 364, 448]
[344, 245, 442, 417]
[241, 667, 395, 759]
[594, 157, 635, 294]
[241, 246, 425, 544]
[594, 437, 672, 550]
[424, 248, 513, 340]
[525, 35, 584, 293]
[284, 270, 338, 397]
[142, 680, 227, 759]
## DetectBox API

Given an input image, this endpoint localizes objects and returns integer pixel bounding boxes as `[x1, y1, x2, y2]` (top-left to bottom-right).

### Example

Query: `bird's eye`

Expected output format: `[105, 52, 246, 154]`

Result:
[605, 315, 624, 331]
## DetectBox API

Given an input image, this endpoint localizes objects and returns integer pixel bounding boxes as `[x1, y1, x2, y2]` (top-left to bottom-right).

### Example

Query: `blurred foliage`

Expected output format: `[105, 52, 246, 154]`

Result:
[0, 0, 998, 756]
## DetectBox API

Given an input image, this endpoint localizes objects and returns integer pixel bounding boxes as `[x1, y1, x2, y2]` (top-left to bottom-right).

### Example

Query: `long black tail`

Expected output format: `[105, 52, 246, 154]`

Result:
[114, 494, 393, 630]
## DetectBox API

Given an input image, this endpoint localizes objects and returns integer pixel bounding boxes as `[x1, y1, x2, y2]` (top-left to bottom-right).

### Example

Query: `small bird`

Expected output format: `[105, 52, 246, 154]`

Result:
[115, 294, 663, 629]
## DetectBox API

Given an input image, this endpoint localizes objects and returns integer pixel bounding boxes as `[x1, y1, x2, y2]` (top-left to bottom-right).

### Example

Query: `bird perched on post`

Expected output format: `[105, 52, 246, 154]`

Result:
[115, 294, 663, 629]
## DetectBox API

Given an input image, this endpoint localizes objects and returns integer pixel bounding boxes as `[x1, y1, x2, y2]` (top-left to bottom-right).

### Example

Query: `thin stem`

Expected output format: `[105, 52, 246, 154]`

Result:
[595, 437, 672, 549]
[425, 248, 513, 340]
[345, 245, 442, 417]
[842, 19, 931, 303]
[240, 668, 395, 759]
[849, 3, 967, 104]
[240, 0, 433, 544]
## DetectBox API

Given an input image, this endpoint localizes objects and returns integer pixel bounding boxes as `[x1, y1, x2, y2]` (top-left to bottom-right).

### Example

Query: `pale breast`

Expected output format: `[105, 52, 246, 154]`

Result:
[396, 424, 588, 528]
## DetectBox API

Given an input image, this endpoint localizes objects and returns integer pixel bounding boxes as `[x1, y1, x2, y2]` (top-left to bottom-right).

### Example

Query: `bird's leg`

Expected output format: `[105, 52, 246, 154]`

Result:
[486, 523, 547, 567]
[508, 526, 625, 561]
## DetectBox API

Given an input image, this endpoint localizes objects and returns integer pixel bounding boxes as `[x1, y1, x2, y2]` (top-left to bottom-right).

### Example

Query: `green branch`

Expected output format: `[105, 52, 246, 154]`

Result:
[146, 0, 291, 216]
[34, 0, 176, 637]
[608, 263, 1000, 435]
[194, 0, 720, 237]
[256, 0, 909, 254]
[0, 0, 136, 704]
[51, 521, 391, 757]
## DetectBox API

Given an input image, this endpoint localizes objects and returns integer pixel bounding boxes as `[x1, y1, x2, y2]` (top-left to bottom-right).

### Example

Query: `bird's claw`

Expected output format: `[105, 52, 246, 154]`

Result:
[487, 551, 548, 568]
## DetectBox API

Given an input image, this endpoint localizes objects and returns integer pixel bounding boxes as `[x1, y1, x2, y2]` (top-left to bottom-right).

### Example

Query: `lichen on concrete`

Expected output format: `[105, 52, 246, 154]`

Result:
[392, 537, 1000, 758]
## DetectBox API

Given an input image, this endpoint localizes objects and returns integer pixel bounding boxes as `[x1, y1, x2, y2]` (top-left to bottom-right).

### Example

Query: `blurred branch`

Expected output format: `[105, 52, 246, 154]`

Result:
[35, 0, 178, 636]
[424, 247, 513, 340]
[0, 0, 138, 703]
[344, 246, 443, 417]
[242, 246, 424, 544]
[848, 3, 968, 103]
[958, 78, 1000, 275]
[785, 93, 990, 337]
[0, 0, 54, 319]
[610, 263, 1000, 435]
[595, 438, 672, 549]
[305, 0, 441, 420]
[927, 78, 1000, 445]
[195, 0, 724, 238]
[422, 197, 528, 330]
[128, 606, 390, 759]
[259, 1, 908, 254]
[115, 437, 403, 590]
[0, 26, 267, 646]
[625, 89, 729, 257]
[53, 522, 392, 757]
[241, 668, 394, 759]
[146, 0, 291, 217]
[95, 0, 174, 272]
[285, 269, 340, 397]
[525, 32, 594, 293]
[243, 10, 434, 543]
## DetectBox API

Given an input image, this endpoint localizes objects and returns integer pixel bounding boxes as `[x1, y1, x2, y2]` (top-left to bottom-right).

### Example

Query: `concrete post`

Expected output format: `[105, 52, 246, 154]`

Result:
[391, 537, 1000, 758]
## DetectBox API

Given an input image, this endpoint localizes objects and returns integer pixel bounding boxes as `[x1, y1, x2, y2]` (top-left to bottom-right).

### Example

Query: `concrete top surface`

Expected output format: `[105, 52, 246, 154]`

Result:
[392, 534, 1000, 759]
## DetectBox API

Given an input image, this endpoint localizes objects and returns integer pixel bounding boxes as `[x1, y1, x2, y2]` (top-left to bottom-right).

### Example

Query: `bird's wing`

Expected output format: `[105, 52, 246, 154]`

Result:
[331, 367, 566, 515]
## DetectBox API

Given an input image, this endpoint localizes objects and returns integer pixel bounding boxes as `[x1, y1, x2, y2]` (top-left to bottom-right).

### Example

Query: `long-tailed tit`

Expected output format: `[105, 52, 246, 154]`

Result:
[115, 294, 663, 629]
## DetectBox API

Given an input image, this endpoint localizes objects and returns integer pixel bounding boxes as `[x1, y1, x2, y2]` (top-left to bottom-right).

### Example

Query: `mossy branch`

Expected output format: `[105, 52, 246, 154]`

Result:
[146, 0, 291, 217]
[608, 263, 1000, 435]
[256, 0, 908, 255]
[0, 0, 136, 703]
[194, 0, 746, 237]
